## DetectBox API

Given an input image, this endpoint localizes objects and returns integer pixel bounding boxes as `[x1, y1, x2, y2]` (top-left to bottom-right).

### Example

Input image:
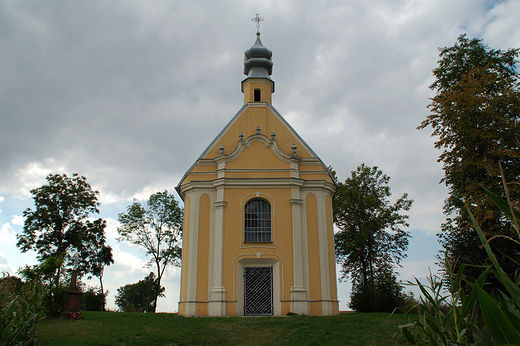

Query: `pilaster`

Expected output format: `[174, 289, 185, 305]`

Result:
[290, 186, 308, 314]
[208, 190, 227, 316]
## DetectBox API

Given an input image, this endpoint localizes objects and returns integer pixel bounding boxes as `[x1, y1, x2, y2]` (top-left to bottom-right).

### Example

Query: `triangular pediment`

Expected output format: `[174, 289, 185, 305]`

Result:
[177, 103, 333, 192]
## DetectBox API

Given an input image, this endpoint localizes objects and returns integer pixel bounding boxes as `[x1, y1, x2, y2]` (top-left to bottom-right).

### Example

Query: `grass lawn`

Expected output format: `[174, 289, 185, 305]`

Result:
[37, 311, 413, 345]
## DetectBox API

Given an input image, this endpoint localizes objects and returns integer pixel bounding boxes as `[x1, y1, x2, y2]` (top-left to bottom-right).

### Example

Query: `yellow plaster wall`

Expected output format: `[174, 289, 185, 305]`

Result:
[227, 142, 288, 170]
[195, 194, 211, 315]
[180, 173, 218, 185]
[191, 165, 217, 172]
[226, 302, 237, 317]
[306, 193, 322, 315]
[179, 196, 191, 315]
[299, 173, 332, 182]
[225, 170, 291, 179]
[201, 105, 311, 160]
[299, 164, 326, 172]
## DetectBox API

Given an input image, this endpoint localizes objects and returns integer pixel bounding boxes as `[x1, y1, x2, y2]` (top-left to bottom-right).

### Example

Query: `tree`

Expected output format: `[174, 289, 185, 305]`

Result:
[117, 191, 183, 313]
[82, 286, 107, 311]
[419, 34, 520, 287]
[115, 272, 165, 312]
[16, 173, 114, 315]
[333, 164, 412, 312]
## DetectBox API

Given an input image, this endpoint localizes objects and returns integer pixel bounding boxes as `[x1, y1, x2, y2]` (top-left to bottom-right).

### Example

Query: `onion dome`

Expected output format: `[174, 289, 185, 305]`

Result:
[243, 32, 273, 79]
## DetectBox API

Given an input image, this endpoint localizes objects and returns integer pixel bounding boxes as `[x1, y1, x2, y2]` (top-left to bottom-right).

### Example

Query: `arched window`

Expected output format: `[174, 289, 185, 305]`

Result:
[244, 198, 271, 242]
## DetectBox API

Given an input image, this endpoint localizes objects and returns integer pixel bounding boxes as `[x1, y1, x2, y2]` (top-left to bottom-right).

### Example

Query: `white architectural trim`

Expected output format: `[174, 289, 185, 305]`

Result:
[317, 190, 332, 315]
[184, 191, 201, 315]
[233, 256, 284, 316]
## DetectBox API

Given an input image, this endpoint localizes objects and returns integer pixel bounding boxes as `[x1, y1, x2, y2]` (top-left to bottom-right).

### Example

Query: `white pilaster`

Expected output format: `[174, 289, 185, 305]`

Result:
[317, 190, 332, 315]
[185, 191, 201, 316]
[208, 184, 227, 316]
[290, 181, 308, 314]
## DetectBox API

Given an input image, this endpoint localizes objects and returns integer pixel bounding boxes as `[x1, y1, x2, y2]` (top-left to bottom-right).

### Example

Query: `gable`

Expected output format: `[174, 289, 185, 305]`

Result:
[201, 103, 313, 160]
[177, 103, 334, 190]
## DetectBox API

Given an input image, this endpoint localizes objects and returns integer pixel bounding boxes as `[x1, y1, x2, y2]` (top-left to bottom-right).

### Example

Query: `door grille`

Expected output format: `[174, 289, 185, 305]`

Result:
[244, 266, 273, 315]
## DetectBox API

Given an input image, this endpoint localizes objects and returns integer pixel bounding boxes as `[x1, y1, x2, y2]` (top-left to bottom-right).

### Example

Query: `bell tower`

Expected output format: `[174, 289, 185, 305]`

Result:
[241, 14, 274, 104]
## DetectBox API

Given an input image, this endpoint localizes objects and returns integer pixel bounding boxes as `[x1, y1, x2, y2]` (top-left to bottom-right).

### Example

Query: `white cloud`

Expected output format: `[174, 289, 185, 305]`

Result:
[111, 244, 148, 276]
[0, 250, 14, 273]
[1, 223, 16, 243]
[104, 218, 120, 240]
[0, 160, 68, 198]
[11, 214, 24, 226]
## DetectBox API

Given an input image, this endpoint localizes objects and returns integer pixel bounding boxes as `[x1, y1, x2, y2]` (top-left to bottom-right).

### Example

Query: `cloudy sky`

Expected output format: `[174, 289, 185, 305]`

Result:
[1, 0, 519, 312]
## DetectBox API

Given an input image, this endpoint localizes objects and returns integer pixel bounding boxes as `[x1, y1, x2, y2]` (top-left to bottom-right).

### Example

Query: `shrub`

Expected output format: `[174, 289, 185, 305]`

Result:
[115, 272, 164, 313]
[82, 286, 107, 311]
[350, 271, 406, 313]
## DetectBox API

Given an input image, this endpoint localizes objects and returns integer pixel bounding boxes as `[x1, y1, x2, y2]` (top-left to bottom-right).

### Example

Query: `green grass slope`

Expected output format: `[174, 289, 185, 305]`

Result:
[38, 311, 410, 345]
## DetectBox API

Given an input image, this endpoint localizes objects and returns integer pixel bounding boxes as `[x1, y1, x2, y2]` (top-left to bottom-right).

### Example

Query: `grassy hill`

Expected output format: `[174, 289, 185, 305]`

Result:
[37, 311, 411, 345]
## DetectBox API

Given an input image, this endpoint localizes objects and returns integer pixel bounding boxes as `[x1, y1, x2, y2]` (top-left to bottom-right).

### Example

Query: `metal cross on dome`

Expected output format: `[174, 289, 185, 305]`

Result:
[252, 13, 263, 33]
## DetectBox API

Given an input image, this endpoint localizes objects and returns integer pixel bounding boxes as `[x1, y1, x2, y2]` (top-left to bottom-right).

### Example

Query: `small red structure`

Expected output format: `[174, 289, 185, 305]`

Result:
[61, 269, 83, 316]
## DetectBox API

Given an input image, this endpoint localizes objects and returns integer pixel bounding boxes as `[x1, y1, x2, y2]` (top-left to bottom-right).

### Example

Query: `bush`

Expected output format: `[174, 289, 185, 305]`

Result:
[115, 272, 165, 313]
[349, 271, 406, 313]
[18, 255, 69, 318]
[82, 286, 107, 311]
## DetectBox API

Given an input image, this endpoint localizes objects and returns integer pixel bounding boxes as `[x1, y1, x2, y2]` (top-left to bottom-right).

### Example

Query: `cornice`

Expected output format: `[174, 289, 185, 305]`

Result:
[178, 177, 334, 198]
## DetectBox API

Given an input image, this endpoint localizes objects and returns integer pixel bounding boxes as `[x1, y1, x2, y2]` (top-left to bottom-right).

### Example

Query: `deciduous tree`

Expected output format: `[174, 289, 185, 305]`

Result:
[117, 191, 182, 312]
[115, 272, 165, 312]
[17, 173, 113, 315]
[419, 34, 520, 286]
[333, 164, 412, 312]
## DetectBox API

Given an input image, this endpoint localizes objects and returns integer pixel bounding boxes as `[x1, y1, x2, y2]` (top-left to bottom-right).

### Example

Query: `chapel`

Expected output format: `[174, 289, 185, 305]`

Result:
[176, 19, 339, 316]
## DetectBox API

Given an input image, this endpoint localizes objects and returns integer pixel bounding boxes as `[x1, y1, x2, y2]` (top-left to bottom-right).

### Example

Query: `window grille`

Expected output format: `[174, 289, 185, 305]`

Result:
[244, 266, 273, 315]
[244, 198, 271, 242]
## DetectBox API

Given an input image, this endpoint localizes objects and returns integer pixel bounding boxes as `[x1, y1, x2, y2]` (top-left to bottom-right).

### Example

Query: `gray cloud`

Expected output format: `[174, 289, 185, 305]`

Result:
[1, 0, 519, 310]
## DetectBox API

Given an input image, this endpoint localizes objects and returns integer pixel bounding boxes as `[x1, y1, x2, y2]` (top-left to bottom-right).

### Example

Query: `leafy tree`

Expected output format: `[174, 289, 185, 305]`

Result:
[115, 272, 165, 312]
[117, 191, 183, 312]
[18, 255, 68, 317]
[334, 164, 412, 312]
[16, 173, 113, 314]
[419, 34, 520, 287]
[349, 269, 405, 313]
[82, 286, 107, 311]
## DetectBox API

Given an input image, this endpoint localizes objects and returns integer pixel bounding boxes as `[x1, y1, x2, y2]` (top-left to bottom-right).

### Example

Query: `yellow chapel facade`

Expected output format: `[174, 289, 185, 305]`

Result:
[176, 30, 339, 316]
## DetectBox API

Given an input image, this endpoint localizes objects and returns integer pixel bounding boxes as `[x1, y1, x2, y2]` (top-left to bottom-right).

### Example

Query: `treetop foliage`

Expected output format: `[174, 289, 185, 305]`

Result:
[419, 34, 520, 288]
[118, 191, 182, 270]
[429, 34, 518, 94]
[17, 173, 113, 277]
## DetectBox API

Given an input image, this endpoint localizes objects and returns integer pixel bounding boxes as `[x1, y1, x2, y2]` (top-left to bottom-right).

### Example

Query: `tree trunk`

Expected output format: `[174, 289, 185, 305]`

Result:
[368, 238, 377, 312]
[99, 273, 106, 311]
[153, 261, 161, 313]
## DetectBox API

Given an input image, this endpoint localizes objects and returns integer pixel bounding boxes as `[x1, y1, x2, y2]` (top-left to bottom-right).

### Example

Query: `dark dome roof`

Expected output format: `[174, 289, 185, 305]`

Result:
[243, 33, 273, 78]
